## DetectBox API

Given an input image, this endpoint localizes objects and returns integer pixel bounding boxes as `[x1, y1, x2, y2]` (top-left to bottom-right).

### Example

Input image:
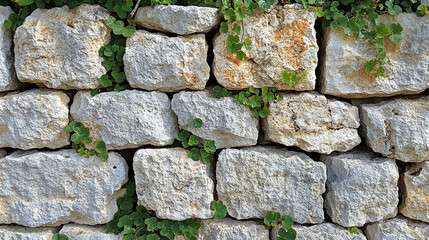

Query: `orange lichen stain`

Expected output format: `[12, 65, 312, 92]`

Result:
[190, 204, 200, 212]
[347, 66, 377, 83]
[383, 36, 399, 54]
[183, 72, 199, 85]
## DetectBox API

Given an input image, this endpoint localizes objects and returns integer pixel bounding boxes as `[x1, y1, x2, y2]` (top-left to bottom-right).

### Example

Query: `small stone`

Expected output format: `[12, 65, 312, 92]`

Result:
[0, 89, 70, 150]
[262, 92, 360, 154]
[124, 30, 209, 92]
[0, 150, 6, 159]
[360, 96, 429, 162]
[60, 224, 122, 240]
[134, 5, 220, 35]
[217, 146, 326, 224]
[322, 149, 399, 227]
[171, 91, 259, 149]
[14, 4, 110, 89]
[198, 218, 269, 240]
[134, 148, 214, 221]
[365, 217, 429, 240]
[70, 90, 178, 150]
[213, 4, 318, 91]
[0, 150, 128, 227]
[400, 161, 429, 223]
[320, 13, 429, 98]
[0, 225, 57, 240]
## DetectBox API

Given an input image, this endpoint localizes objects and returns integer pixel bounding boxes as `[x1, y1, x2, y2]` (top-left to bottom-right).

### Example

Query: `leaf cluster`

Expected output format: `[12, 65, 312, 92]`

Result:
[212, 85, 232, 99]
[281, 70, 307, 87]
[263, 211, 296, 240]
[210, 200, 227, 219]
[346, 226, 360, 234]
[235, 86, 283, 118]
[52, 234, 68, 240]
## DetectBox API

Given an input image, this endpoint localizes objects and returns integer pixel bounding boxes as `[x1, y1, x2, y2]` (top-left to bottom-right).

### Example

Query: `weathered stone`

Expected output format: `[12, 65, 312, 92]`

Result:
[0, 150, 6, 159]
[0, 89, 70, 150]
[365, 217, 429, 240]
[60, 224, 122, 240]
[0, 150, 128, 227]
[213, 4, 318, 91]
[271, 223, 367, 240]
[321, 13, 429, 98]
[262, 92, 360, 154]
[0, 7, 21, 92]
[217, 146, 326, 224]
[322, 149, 399, 227]
[14, 4, 110, 89]
[171, 91, 258, 149]
[134, 5, 220, 35]
[124, 30, 209, 92]
[0, 225, 57, 240]
[360, 96, 429, 162]
[134, 148, 214, 221]
[71, 90, 178, 150]
[198, 218, 269, 240]
[400, 161, 429, 223]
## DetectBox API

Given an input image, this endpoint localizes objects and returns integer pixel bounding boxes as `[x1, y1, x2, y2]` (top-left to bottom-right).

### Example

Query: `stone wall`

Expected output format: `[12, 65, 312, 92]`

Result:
[0, 3, 428, 240]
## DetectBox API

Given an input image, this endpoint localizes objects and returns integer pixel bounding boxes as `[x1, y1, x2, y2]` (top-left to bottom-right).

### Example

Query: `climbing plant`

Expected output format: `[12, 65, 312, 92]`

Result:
[263, 211, 297, 240]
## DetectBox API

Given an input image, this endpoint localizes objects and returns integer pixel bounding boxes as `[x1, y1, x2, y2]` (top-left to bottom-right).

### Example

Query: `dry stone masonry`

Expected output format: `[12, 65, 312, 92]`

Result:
[59, 224, 123, 239]
[197, 218, 269, 240]
[0, 225, 57, 240]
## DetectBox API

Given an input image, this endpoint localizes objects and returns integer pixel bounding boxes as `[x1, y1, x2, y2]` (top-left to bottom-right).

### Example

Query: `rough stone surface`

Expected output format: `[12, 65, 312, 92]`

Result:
[135, 5, 220, 35]
[134, 148, 214, 221]
[360, 96, 429, 162]
[171, 91, 258, 149]
[400, 161, 429, 223]
[217, 146, 326, 224]
[198, 218, 269, 240]
[213, 4, 318, 90]
[262, 92, 360, 154]
[271, 222, 367, 240]
[0, 150, 6, 159]
[0, 7, 21, 92]
[60, 224, 122, 240]
[322, 149, 399, 227]
[14, 4, 110, 89]
[124, 30, 209, 92]
[0, 150, 128, 227]
[0, 225, 57, 240]
[71, 90, 178, 150]
[365, 217, 429, 240]
[0, 89, 70, 150]
[321, 13, 429, 98]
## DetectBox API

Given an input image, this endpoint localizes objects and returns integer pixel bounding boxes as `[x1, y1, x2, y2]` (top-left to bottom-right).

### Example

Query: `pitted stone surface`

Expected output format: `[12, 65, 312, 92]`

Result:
[360, 96, 429, 162]
[0, 150, 128, 227]
[365, 217, 429, 240]
[124, 30, 209, 92]
[135, 5, 220, 35]
[213, 4, 318, 91]
[0, 225, 57, 240]
[171, 91, 259, 149]
[134, 148, 214, 221]
[198, 218, 269, 240]
[321, 13, 429, 98]
[322, 149, 399, 227]
[60, 224, 122, 240]
[216, 146, 326, 224]
[0, 89, 70, 150]
[262, 92, 360, 154]
[14, 4, 110, 89]
[71, 90, 178, 150]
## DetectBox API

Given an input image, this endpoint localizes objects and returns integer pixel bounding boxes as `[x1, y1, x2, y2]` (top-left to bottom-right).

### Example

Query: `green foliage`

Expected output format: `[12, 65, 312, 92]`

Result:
[212, 85, 232, 99]
[52, 234, 68, 240]
[281, 71, 307, 87]
[107, 182, 201, 240]
[235, 86, 283, 118]
[347, 226, 360, 234]
[63, 121, 108, 162]
[263, 211, 296, 240]
[210, 200, 227, 219]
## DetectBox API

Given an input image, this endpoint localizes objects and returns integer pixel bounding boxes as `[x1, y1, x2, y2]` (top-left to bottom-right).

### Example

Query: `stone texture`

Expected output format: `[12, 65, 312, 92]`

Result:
[360, 96, 429, 162]
[322, 149, 399, 227]
[70, 90, 178, 150]
[213, 4, 318, 91]
[198, 218, 269, 240]
[262, 92, 360, 154]
[135, 5, 220, 35]
[171, 91, 258, 149]
[217, 146, 326, 224]
[0, 225, 57, 240]
[60, 224, 122, 240]
[0, 150, 6, 159]
[0, 150, 128, 227]
[14, 4, 110, 89]
[400, 161, 429, 223]
[271, 223, 367, 240]
[321, 13, 429, 98]
[134, 148, 214, 221]
[0, 7, 21, 92]
[124, 30, 209, 92]
[0, 89, 70, 150]
[365, 217, 429, 240]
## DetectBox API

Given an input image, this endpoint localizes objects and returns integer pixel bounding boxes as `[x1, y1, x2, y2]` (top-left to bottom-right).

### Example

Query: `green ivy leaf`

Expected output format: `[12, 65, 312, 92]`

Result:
[192, 118, 203, 128]
[188, 148, 201, 161]
[219, 22, 228, 33]
[203, 140, 216, 154]
[264, 211, 282, 227]
[232, 23, 241, 35]
[188, 135, 199, 146]
[52, 233, 68, 240]
[210, 200, 227, 219]
[145, 217, 158, 231]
